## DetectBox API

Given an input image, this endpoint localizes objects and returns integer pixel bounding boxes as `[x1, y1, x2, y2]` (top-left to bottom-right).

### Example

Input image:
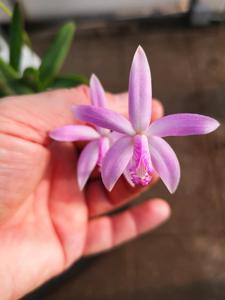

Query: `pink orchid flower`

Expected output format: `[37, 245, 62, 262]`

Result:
[49, 74, 111, 190]
[74, 46, 220, 193]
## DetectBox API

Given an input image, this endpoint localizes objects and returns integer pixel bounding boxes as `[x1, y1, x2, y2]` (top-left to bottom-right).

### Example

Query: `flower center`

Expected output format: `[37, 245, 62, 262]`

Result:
[97, 136, 110, 167]
[129, 134, 153, 186]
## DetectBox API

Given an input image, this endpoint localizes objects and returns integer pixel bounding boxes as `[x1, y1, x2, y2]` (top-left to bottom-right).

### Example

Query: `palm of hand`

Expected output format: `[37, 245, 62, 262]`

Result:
[0, 87, 170, 300]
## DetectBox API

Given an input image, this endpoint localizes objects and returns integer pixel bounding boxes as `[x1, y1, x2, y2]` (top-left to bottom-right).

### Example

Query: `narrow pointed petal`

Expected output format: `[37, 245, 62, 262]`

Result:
[77, 140, 99, 190]
[90, 74, 109, 136]
[90, 74, 107, 108]
[149, 136, 180, 193]
[73, 105, 135, 135]
[147, 113, 220, 137]
[102, 136, 133, 191]
[128, 46, 152, 132]
[49, 125, 100, 142]
[97, 137, 110, 167]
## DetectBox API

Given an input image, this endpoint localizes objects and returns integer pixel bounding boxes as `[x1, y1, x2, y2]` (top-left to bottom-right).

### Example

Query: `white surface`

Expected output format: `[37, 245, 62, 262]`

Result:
[0, 35, 41, 73]
[20, 0, 190, 20]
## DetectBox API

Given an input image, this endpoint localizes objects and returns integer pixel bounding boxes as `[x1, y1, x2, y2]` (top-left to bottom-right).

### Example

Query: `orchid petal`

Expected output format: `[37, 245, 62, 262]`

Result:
[124, 164, 135, 187]
[109, 131, 125, 144]
[77, 140, 99, 190]
[90, 74, 107, 108]
[73, 105, 135, 135]
[102, 136, 133, 191]
[128, 46, 152, 132]
[49, 125, 100, 142]
[147, 113, 220, 137]
[89, 74, 109, 136]
[97, 137, 110, 167]
[149, 136, 180, 193]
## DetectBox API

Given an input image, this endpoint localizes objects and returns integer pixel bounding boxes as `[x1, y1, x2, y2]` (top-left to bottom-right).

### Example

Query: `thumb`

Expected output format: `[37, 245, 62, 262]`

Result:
[0, 85, 90, 145]
[0, 86, 89, 219]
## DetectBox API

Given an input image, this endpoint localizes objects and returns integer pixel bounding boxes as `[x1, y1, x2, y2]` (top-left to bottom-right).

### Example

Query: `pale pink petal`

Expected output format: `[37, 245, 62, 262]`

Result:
[128, 46, 152, 131]
[77, 140, 99, 190]
[97, 137, 110, 167]
[123, 164, 135, 187]
[109, 131, 125, 144]
[49, 125, 100, 142]
[73, 105, 135, 135]
[147, 113, 220, 137]
[89, 74, 109, 136]
[149, 136, 180, 193]
[102, 136, 133, 191]
[90, 74, 107, 108]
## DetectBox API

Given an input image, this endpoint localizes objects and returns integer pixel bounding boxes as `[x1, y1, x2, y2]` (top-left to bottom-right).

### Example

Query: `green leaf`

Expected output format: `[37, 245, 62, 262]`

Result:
[0, 57, 19, 80]
[39, 22, 76, 87]
[22, 67, 43, 92]
[8, 79, 34, 95]
[0, 67, 34, 96]
[48, 74, 88, 89]
[22, 31, 32, 48]
[9, 2, 23, 71]
[0, 69, 15, 96]
[0, 80, 14, 96]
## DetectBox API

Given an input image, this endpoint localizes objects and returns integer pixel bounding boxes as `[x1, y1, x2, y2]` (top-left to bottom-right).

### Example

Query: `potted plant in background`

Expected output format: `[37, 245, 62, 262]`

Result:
[0, 2, 87, 98]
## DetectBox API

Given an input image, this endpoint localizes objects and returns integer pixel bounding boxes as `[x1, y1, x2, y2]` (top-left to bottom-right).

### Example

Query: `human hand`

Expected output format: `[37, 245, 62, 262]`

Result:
[0, 86, 170, 300]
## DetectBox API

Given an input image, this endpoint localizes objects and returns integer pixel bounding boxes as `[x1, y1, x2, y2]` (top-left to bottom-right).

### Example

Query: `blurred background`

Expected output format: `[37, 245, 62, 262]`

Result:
[0, 1, 224, 300]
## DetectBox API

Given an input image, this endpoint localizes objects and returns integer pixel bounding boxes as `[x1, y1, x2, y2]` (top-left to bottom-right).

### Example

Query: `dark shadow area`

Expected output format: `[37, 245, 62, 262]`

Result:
[24, 275, 225, 300]
[23, 256, 98, 300]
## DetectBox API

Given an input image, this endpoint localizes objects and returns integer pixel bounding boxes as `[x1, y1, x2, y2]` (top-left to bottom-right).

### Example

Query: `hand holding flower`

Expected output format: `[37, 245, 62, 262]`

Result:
[0, 86, 169, 300]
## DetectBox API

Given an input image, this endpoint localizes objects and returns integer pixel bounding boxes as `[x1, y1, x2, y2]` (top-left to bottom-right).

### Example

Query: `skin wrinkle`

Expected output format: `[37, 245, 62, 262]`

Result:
[0, 103, 48, 144]
[0, 132, 49, 222]
[0, 86, 90, 146]
[46, 159, 68, 268]
[0, 203, 64, 300]
[48, 143, 88, 267]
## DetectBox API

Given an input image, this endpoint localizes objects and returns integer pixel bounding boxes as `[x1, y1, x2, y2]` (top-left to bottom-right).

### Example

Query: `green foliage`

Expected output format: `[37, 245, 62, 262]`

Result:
[0, 3, 87, 98]
[21, 67, 43, 92]
[39, 22, 76, 87]
[0, 69, 14, 96]
[9, 2, 23, 71]
[0, 57, 19, 80]
[8, 79, 34, 95]
[48, 74, 88, 89]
